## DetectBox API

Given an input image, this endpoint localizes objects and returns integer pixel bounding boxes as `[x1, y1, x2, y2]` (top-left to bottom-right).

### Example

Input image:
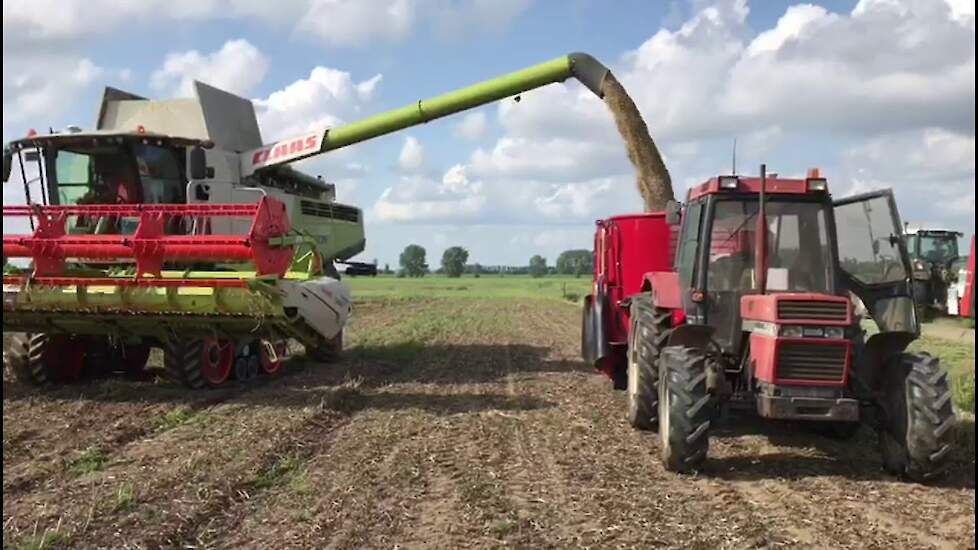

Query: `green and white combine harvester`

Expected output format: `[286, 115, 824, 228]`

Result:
[2, 53, 612, 388]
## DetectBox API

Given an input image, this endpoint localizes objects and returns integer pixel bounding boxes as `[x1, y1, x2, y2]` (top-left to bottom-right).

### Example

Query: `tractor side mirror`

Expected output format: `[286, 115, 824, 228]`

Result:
[665, 200, 682, 226]
[189, 146, 213, 180]
[2, 149, 11, 183]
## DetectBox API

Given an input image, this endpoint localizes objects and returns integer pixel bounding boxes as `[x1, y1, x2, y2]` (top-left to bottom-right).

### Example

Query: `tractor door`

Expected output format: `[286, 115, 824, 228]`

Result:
[833, 190, 918, 335]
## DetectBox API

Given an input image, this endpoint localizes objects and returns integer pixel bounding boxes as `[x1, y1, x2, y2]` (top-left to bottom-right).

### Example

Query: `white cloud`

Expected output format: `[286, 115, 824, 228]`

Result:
[2, 0, 529, 51]
[150, 39, 269, 97]
[398, 136, 427, 173]
[453, 111, 489, 141]
[2, 56, 106, 135]
[253, 66, 383, 141]
[296, 0, 416, 46]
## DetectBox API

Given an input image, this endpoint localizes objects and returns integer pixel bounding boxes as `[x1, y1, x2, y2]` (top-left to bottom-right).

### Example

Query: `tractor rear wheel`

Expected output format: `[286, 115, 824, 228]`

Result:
[659, 346, 713, 472]
[6, 333, 86, 385]
[626, 292, 672, 430]
[306, 330, 343, 363]
[879, 352, 954, 482]
[165, 336, 235, 389]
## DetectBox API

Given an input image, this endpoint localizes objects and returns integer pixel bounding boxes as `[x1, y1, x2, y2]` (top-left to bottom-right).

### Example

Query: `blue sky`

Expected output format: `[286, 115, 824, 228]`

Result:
[3, 0, 975, 267]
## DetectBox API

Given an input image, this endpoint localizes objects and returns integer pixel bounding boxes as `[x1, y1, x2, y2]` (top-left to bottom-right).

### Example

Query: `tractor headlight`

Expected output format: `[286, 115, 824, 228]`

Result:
[807, 178, 828, 192]
[823, 327, 845, 339]
[781, 325, 804, 338]
[719, 175, 739, 190]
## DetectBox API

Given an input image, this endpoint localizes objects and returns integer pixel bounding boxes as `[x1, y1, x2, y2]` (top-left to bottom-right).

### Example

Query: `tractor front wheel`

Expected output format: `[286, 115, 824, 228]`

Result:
[6, 333, 86, 385]
[878, 352, 954, 482]
[165, 336, 235, 389]
[626, 292, 671, 430]
[659, 346, 713, 473]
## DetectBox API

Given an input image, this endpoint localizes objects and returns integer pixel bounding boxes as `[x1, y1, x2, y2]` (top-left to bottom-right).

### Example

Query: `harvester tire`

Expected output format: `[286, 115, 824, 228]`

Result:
[306, 330, 343, 363]
[165, 336, 234, 389]
[626, 292, 671, 430]
[658, 346, 712, 473]
[6, 333, 86, 385]
[878, 352, 954, 482]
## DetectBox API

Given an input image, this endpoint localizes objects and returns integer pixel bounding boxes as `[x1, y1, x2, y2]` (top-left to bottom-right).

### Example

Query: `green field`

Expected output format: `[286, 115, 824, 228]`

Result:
[348, 275, 975, 413]
[347, 274, 592, 300]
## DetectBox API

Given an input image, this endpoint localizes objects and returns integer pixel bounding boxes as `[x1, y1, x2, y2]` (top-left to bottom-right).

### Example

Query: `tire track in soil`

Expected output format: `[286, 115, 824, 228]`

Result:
[2, 364, 311, 504]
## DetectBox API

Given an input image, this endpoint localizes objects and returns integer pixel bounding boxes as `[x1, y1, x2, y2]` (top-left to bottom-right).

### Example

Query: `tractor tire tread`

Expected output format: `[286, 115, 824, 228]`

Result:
[626, 292, 671, 430]
[659, 346, 712, 472]
[879, 352, 954, 482]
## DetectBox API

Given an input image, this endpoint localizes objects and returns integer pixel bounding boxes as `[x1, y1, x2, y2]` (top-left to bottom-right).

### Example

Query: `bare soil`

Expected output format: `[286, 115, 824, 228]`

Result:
[3, 298, 975, 549]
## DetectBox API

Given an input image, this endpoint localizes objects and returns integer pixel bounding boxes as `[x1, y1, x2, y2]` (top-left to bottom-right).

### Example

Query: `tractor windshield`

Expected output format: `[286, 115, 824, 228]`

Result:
[705, 199, 834, 349]
[917, 235, 959, 264]
[707, 200, 834, 294]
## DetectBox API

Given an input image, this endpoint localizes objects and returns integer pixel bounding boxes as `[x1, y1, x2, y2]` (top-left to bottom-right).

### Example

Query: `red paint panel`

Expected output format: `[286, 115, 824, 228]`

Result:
[649, 271, 681, 309]
[689, 176, 818, 201]
[741, 293, 852, 325]
[750, 333, 779, 383]
[963, 235, 975, 318]
[751, 333, 850, 387]
[2, 198, 293, 278]
[3, 276, 248, 288]
[592, 212, 675, 345]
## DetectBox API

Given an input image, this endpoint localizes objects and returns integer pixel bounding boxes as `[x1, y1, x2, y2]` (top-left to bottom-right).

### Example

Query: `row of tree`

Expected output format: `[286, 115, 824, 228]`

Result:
[395, 245, 593, 278]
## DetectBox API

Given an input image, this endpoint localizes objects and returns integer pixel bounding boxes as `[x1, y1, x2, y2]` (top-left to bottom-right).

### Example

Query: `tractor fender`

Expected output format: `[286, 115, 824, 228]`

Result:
[667, 324, 715, 352]
[640, 271, 682, 310]
[581, 285, 612, 367]
[853, 330, 917, 391]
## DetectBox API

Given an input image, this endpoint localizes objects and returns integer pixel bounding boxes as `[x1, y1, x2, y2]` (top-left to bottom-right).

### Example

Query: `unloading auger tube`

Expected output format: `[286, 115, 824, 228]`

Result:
[243, 53, 611, 176]
[2, 53, 612, 389]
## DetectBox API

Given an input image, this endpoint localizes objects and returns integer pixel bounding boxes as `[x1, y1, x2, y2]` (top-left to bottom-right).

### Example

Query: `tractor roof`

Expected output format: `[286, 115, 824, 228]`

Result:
[904, 227, 964, 237]
[688, 175, 828, 201]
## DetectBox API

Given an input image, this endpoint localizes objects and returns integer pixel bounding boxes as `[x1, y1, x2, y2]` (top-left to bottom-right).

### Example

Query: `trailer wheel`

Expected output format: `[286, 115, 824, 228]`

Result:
[165, 336, 234, 389]
[625, 292, 672, 430]
[878, 352, 954, 482]
[306, 330, 343, 363]
[659, 346, 712, 473]
[6, 333, 86, 385]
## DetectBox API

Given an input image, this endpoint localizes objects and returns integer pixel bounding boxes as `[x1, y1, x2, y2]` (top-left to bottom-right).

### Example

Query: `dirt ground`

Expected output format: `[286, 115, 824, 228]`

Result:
[3, 298, 975, 549]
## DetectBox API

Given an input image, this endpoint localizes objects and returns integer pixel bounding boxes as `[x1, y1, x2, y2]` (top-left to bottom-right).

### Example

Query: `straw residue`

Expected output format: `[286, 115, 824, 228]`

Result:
[600, 74, 674, 211]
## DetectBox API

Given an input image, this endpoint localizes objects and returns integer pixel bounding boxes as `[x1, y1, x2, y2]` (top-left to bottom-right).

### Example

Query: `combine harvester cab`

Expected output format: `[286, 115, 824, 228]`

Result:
[4, 53, 620, 389]
[584, 168, 957, 482]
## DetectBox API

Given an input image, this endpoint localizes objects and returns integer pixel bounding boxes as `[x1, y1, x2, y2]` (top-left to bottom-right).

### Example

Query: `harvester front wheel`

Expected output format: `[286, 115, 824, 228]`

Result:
[165, 336, 234, 389]
[658, 346, 712, 473]
[878, 352, 954, 482]
[626, 292, 671, 430]
[6, 333, 86, 385]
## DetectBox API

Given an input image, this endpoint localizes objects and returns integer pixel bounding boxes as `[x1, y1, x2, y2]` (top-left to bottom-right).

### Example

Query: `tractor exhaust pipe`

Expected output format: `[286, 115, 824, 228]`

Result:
[755, 164, 768, 294]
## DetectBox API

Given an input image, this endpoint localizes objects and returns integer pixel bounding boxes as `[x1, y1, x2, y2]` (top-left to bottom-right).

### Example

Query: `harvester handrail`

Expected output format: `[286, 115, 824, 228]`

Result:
[3, 203, 261, 217]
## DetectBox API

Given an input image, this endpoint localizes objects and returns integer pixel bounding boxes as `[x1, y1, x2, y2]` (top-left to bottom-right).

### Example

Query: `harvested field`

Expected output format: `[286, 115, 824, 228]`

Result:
[3, 292, 975, 549]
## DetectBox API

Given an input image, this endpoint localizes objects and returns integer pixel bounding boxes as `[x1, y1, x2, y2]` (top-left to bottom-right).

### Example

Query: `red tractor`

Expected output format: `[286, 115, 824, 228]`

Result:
[582, 167, 956, 481]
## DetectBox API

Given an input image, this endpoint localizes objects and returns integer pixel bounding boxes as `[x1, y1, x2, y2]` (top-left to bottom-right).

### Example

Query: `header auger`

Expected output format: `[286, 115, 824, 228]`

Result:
[3, 52, 614, 388]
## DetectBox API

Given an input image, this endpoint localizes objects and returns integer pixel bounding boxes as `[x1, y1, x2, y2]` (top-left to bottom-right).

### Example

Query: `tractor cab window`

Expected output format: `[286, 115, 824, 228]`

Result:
[918, 235, 959, 264]
[706, 200, 833, 294]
